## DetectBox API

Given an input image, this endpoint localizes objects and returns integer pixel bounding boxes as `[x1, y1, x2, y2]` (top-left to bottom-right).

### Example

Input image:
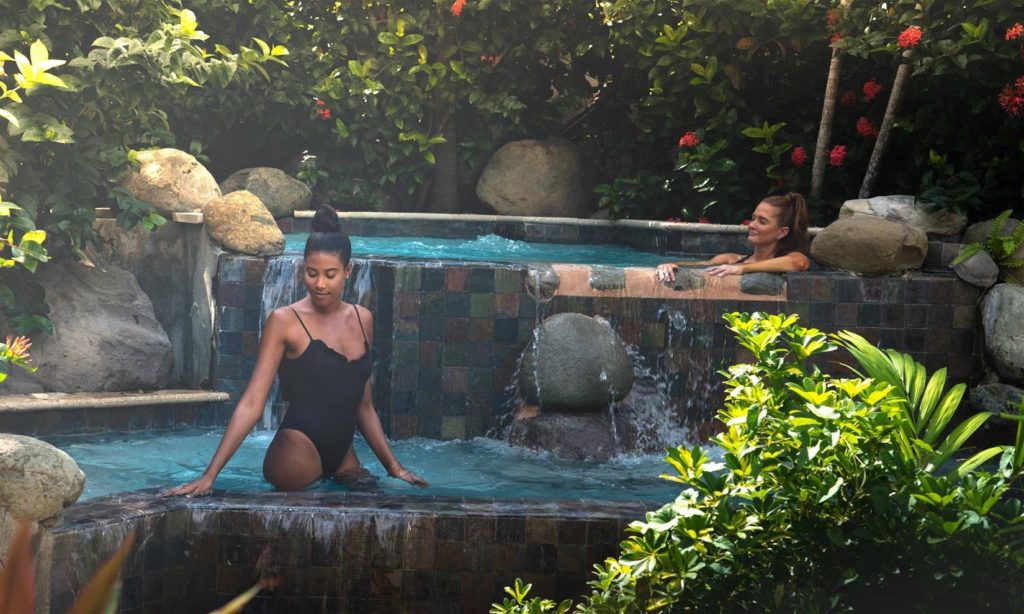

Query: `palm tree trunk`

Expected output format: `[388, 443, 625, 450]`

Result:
[811, 0, 853, 198]
[858, 52, 911, 198]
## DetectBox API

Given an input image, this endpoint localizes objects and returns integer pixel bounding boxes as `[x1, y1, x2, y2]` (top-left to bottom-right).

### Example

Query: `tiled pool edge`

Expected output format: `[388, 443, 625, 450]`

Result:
[48, 490, 652, 613]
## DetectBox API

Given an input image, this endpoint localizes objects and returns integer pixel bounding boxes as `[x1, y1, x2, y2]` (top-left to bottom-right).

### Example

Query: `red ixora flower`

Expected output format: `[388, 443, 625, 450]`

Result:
[315, 107, 332, 120]
[790, 146, 808, 167]
[740, 219, 752, 227]
[828, 145, 847, 167]
[856, 117, 879, 138]
[999, 76, 1024, 118]
[1006, 23, 1023, 41]
[677, 131, 700, 148]
[827, 8, 840, 29]
[450, 0, 466, 17]
[315, 98, 327, 107]
[898, 26, 922, 49]
[862, 78, 883, 103]
[840, 90, 858, 107]
[830, 32, 847, 44]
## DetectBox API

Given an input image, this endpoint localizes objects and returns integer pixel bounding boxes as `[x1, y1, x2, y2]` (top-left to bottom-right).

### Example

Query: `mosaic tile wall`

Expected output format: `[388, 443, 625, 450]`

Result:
[0, 402, 232, 437]
[214, 252, 984, 441]
[49, 491, 647, 613]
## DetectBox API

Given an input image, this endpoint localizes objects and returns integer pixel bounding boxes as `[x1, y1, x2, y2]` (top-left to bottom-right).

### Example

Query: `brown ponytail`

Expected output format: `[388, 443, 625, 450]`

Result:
[760, 192, 808, 258]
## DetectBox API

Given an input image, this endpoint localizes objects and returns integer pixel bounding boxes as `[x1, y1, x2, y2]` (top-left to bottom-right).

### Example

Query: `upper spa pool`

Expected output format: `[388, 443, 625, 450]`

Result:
[283, 233, 679, 266]
[47, 427, 684, 502]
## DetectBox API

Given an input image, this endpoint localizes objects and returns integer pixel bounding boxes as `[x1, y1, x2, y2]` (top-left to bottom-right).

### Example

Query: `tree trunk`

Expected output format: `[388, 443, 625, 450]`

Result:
[429, 92, 459, 213]
[859, 53, 911, 198]
[811, 0, 853, 198]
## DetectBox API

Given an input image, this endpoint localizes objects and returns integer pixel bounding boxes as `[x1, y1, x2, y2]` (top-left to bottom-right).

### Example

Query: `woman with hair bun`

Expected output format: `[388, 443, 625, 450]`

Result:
[165, 205, 427, 496]
[656, 192, 811, 282]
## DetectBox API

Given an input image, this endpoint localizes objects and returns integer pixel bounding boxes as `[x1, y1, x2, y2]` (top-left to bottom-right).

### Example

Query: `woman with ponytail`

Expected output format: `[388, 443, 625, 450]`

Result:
[656, 193, 810, 282]
[165, 205, 427, 496]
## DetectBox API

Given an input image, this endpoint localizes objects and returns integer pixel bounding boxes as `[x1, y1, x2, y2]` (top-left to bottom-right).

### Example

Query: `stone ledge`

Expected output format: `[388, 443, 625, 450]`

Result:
[0, 390, 228, 412]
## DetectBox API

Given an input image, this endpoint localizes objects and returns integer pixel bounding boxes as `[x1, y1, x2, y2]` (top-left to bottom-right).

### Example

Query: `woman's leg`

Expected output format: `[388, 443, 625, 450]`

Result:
[331, 446, 379, 489]
[263, 428, 323, 490]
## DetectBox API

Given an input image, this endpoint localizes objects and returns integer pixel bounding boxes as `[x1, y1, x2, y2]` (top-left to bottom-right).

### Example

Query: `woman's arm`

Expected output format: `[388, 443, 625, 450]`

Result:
[705, 251, 810, 276]
[161, 309, 290, 496]
[353, 307, 428, 487]
[657, 253, 741, 283]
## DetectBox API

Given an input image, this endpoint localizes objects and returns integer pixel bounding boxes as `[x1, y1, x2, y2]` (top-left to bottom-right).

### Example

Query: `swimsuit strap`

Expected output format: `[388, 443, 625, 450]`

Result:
[290, 307, 314, 340]
[735, 254, 751, 264]
[353, 304, 370, 347]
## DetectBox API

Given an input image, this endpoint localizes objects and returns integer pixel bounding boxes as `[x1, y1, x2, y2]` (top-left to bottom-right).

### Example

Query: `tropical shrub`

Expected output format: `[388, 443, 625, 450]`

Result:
[494, 312, 1024, 612]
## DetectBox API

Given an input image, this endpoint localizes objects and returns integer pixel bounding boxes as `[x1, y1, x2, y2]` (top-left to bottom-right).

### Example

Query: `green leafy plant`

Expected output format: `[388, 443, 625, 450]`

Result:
[498, 312, 1024, 612]
[952, 209, 1024, 274]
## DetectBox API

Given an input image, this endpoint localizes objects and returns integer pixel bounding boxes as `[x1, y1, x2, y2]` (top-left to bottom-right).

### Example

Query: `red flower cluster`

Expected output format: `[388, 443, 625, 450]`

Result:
[856, 117, 879, 138]
[840, 90, 858, 107]
[451, 0, 466, 17]
[677, 132, 700, 148]
[827, 8, 840, 29]
[665, 216, 682, 223]
[790, 146, 808, 167]
[830, 32, 847, 44]
[697, 217, 709, 224]
[828, 145, 847, 167]
[862, 78, 883, 103]
[479, 54, 499, 66]
[1006, 23, 1023, 41]
[898, 26, 922, 49]
[314, 99, 332, 120]
[740, 219, 752, 227]
[999, 76, 1024, 118]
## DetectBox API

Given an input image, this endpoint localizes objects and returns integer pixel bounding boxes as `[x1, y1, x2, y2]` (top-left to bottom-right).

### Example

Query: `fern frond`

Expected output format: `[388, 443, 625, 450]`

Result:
[952, 243, 983, 266]
[984, 209, 1014, 249]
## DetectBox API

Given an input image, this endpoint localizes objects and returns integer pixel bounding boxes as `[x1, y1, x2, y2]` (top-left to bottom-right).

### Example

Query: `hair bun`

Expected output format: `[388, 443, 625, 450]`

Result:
[311, 204, 341, 234]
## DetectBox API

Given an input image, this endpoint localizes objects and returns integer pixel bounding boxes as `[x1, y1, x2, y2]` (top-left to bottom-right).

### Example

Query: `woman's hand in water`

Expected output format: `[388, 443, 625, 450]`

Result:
[705, 263, 744, 277]
[390, 466, 429, 488]
[656, 263, 678, 284]
[160, 475, 215, 498]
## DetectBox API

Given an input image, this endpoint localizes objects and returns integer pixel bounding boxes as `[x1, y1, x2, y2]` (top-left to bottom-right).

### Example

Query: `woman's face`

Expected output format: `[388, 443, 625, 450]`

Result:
[303, 251, 351, 306]
[747, 202, 789, 248]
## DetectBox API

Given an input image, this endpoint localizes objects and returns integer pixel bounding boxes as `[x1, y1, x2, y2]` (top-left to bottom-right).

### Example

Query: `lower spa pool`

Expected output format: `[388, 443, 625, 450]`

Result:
[47, 428, 683, 502]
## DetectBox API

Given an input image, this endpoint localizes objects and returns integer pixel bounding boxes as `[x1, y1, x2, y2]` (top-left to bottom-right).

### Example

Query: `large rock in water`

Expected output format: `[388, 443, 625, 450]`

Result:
[839, 195, 967, 236]
[981, 284, 1024, 385]
[219, 167, 312, 218]
[119, 148, 221, 214]
[963, 217, 1024, 285]
[6, 259, 173, 392]
[476, 138, 590, 218]
[202, 190, 284, 256]
[810, 217, 927, 274]
[519, 313, 634, 411]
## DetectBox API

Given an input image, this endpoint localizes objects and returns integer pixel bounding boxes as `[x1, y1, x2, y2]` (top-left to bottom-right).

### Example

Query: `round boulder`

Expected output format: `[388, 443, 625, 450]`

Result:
[519, 313, 634, 411]
[810, 217, 927, 275]
[952, 250, 998, 289]
[119, 148, 221, 214]
[202, 190, 285, 256]
[219, 167, 313, 218]
[963, 217, 1024, 285]
[476, 138, 591, 218]
[982, 284, 1024, 385]
[0, 434, 84, 523]
[839, 195, 967, 236]
[967, 383, 1023, 414]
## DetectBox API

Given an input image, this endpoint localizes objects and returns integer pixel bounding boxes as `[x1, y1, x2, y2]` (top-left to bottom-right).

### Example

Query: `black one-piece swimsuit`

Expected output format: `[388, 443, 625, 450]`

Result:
[277, 305, 373, 477]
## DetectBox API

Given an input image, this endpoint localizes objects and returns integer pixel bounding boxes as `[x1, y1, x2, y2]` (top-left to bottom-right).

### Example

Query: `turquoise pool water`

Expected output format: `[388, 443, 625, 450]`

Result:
[48, 428, 683, 502]
[284, 233, 676, 266]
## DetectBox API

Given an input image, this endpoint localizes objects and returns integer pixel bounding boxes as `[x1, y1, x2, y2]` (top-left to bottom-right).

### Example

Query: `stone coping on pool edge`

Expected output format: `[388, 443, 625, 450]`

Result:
[168, 209, 825, 235]
[0, 389, 229, 412]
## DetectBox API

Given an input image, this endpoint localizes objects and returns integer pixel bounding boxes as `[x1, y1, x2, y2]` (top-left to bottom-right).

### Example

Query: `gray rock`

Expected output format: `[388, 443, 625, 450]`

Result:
[740, 272, 785, 295]
[119, 148, 221, 214]
[525, 266, 560, 301]
[952, 250, 998, 289]
[968, 383, 1024, 414]
[981, 284, 1024, 385]
[219, 167, 313, 218]
[810, 217, 928, 274]
[507, 412, 618, 460]
[477, 138, 591, 218]
[519, 313, 634, 411]
[963, 217, 1024, 285]
[839, 195, 967, 236]
[202, 190, 284, 256]
[671, 268, 706, 291]
[589, 266, 625, 291]
[7, 259, 173, 392]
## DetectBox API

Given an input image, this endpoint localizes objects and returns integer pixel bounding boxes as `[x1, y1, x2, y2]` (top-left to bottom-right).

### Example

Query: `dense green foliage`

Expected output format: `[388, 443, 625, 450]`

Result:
[953, 209, 1024, 277]
[494, 312, 1024, 613]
